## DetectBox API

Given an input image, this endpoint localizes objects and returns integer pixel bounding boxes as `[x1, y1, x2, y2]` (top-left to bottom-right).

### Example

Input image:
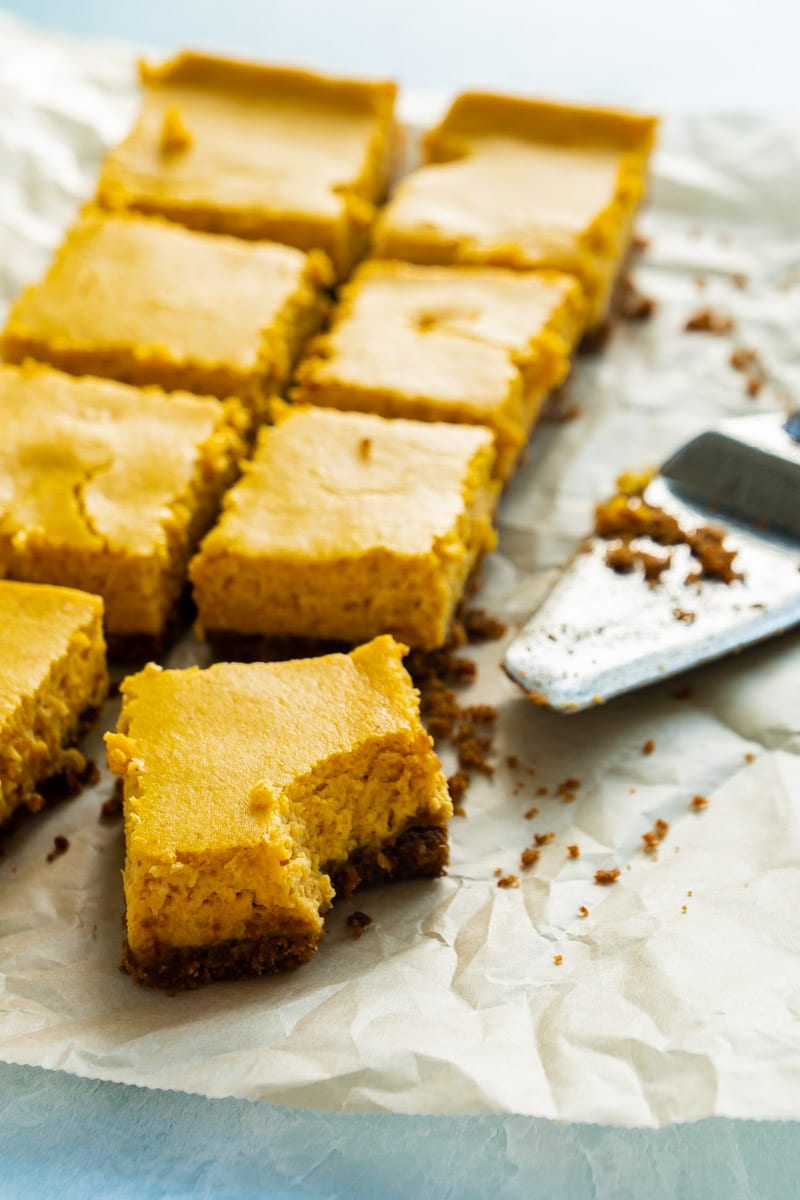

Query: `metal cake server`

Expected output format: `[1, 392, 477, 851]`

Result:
[504, 409, 800, 712]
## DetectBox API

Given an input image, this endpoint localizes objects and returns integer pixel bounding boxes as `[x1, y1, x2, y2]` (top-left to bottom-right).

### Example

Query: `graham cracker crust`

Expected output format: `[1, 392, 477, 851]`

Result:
[123, 822, 450, 990]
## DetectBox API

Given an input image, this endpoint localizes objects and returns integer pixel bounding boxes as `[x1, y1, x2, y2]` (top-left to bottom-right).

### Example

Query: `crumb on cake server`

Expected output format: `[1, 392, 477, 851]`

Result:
[293, 260, 586, 480]
[0, 210, 332, 418]
[0, 580, 108, 831]
[190, 402, 499, 652]
[95, 51, 397, 280]
[0, 362, 248, 655]
[105, 635, 452, 988]
[372, 90, 658, 332]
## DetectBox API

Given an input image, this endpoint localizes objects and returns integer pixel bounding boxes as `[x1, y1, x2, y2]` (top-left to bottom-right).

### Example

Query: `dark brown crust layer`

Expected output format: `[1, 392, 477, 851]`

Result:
[123, 823, 449, 990]
[121, 930, 320, 991]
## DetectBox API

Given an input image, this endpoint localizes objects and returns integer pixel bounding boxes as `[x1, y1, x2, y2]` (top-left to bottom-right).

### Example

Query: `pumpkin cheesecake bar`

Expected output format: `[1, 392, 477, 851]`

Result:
[190, 403, 499, 651]
[96, 51, 397, 280]
[106, 635, 452, 988]
[293, 260, 586, 479]
[1, 210, 332, 418]
[372, 91, 658, 332]
[0, 362, 247, 653]
[1, 580, 108, 831]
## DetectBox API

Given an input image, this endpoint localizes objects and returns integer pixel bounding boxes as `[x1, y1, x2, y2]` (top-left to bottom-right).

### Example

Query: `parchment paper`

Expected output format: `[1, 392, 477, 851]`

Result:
[0, 11, 799, 1127]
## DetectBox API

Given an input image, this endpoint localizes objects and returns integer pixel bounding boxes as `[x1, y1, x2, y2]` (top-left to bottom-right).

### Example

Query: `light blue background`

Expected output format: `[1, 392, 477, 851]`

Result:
[2, 3, 799, 1196]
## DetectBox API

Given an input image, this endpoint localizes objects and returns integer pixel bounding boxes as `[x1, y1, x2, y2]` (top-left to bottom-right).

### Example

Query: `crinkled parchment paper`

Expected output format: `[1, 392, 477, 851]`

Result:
[1, 11, 799, 1126]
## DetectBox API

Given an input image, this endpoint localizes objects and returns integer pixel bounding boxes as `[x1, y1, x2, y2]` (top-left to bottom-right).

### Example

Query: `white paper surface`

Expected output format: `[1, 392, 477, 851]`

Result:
[0, 11, 799, 1126]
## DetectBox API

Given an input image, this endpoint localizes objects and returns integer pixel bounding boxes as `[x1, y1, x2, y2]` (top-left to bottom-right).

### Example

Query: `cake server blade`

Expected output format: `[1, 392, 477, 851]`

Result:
[503, 409, 800, 712]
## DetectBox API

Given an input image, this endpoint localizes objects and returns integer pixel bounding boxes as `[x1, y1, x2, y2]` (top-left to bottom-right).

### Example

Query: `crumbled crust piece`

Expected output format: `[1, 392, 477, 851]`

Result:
[642, 817, 669, 854]
[346, 911, 372, 939]
[46, 835, 70, 863]
[642, 739, 655, 755]
[684, 307, 734, 334]
[567, 844, 580, 859]
[497, 873, 520, 888]
[160, 105, 193, 154]
[594, 867, 621, 885]
[520, 847, 540, 869]
[690, 795, 709, 811]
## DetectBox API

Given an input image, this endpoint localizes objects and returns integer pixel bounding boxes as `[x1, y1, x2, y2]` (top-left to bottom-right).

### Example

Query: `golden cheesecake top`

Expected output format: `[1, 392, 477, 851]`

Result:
[1, 210, 333, 379]
[194, 401, 497, 562]
[96, 52, 397, 276]
[106, 635, 449, 857]
[0, 362, 248, 559]
[373, 91, 658, 323]
[295, 260, 586, 418]
[0, 579, 105, 729]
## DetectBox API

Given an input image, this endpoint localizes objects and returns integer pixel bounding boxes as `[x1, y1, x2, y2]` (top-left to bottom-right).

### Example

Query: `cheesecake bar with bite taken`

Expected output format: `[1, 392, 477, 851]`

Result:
[106, 635, 451, 988]
[0, 580, 108, 832]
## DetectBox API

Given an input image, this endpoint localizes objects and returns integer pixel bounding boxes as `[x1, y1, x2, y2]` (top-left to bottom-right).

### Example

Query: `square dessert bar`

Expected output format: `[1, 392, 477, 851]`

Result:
[293, 260, 586, 480]
[0, 580, 107, 831]
[190, 403, 499, 651]
[96, 51, 397, 279]
[372, 91, 658, 331]
[0, 362, 248, 652]
[1, 210, 332, 417]
[106, 635, 452, 988]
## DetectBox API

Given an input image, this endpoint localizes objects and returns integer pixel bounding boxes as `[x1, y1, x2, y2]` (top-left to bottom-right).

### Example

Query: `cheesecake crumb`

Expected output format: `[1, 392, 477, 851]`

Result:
[506, 755, 519, 769]
[595, 867, 621, 885]
[553, 954, 563, 965]
[46, 835, 69, 863]
[358, 436, 372, 459]
[494, 867, 502, 877]
[691, 795, 709, 811]
[693, 274, 708, 289]
[536, 786, 548, 797]
[684, 307, 734, 335]
[520, 847, 540, 869]
[523, 806, 539, 820]
[160, 105, 193, 155]
[642, 739, 655, 756]
[578, 905, 589, 918]
[534, 831, 555, 847]
[567, 844, 580, 859]
[731, 272, 749, 289]
[346, 911, 372, 939]
[681, 905, 687, 914]
[673, 607, 696, 624]
[687, 890, 693, 897]
[497, 874, 519, 888]
[744, 752, 755, 763]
